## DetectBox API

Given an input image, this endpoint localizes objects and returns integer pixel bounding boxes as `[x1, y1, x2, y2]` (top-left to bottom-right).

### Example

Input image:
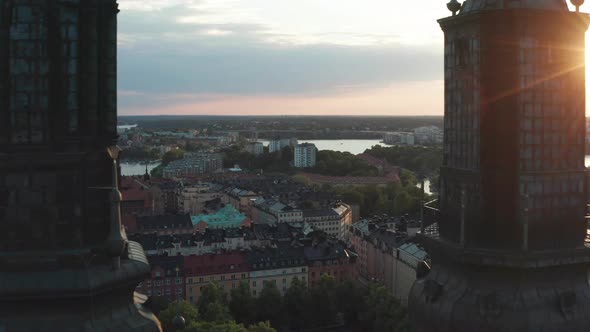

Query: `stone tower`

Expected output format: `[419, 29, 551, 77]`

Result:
[409, 0, 590, 331]
[0, 1, 160, 330]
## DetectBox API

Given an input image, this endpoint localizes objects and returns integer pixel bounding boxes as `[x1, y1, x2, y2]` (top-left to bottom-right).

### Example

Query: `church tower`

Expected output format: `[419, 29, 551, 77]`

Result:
[0, 1, 160, 330]
[409, 0, 590, 330]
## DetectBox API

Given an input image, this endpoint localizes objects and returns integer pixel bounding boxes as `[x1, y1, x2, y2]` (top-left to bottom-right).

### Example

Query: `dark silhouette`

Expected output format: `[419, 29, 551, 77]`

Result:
[0, 1, 161, 330]
[409, 1, 590, 331]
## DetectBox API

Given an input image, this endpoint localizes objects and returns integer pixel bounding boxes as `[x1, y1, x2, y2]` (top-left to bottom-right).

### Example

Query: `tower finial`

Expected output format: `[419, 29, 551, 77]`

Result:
[571, 0, 584, 12]
[447, 0, 462, 16]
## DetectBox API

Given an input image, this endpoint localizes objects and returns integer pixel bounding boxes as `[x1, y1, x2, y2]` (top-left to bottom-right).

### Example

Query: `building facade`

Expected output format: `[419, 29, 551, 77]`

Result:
[184, 252, 249, 304]
[409, 2, 590, 331]
[245, 142, 264, 155]
[294, 143, 317, 168]
[0, 1, 160, 330]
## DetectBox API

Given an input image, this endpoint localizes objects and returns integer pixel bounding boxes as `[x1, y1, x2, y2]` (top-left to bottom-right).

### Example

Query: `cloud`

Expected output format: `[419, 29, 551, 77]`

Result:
[116, 0, 448, 115]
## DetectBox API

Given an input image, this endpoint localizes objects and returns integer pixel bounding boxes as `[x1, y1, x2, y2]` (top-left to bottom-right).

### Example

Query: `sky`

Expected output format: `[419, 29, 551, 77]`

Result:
[117, 0, 585, 116]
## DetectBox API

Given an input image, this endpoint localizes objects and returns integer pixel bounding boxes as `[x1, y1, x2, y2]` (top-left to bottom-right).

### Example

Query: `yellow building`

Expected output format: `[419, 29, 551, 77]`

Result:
[184, 252, 249, 304]
[247, 245, 308, 297]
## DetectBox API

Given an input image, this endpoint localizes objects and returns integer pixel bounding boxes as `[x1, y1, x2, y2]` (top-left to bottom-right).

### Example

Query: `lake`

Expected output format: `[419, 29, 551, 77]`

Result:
[261, 139, 384, 155]
[121, 139, 590, 178]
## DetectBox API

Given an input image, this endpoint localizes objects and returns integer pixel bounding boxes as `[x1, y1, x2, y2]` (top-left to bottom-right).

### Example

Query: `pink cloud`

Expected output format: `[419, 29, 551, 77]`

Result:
[120, 80, 444, 116]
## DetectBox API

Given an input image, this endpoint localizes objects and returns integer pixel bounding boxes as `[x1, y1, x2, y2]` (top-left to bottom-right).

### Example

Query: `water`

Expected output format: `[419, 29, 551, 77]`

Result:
[118, 124, 138, 130]
[121, 162, 161, 176]
[261, 139, 384, 155]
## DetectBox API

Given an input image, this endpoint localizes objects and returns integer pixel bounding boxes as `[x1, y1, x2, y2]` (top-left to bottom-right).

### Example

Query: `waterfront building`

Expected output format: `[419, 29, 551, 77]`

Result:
[412, 126, 443, 145]
[163, 152, 223, 178]
[269, 137, 298, 153]
[294, 143, 317, 168]
[384, 132, 416, 145]
[245, 141, 264, 155]
[0, 1, 160, 330]
[409, 1, 590, 331]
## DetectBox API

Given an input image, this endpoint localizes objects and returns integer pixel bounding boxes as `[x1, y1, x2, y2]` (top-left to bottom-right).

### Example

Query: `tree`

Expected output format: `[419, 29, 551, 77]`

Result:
[162, 148, 186, 166]
[256, 282, 283, 327]
[309, 275, 338, 326]
[229, 282, 256, 325]
[247, 321, 276, 332]
[184, 321, 277, 332]
[198, 282, 229, 322]
[359, 283, 408, 332]
[283, 277, 310, 331]
[158, 300, 199, 332]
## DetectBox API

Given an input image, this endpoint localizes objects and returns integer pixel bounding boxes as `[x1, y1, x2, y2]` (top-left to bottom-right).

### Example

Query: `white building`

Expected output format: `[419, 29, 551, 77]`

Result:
[413, 126, 443, 145]
[269, 138, 298, 153]
[245, 141, 264, 155]
[294, 143, 317, 168]
[302, 203, 352, 240]
[384, 132, 415, 145]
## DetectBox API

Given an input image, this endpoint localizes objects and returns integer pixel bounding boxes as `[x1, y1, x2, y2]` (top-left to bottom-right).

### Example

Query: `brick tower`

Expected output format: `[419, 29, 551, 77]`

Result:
[409, 1, 590, 331]
[0, 1, 161, 330]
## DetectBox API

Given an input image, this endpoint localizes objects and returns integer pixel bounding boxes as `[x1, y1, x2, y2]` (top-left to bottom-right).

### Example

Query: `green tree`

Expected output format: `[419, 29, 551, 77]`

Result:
[247, 321, 276, 332]
[359, 284, 408, 332]
[309, 275, 338, 326]
[158, 300, 199, 332]
[162, 148, 186, 165]
[229, 282, 256, 325]
[198, 282, 229, 322]
[283, 277, 310, 331]
[256, 282, 283, 327]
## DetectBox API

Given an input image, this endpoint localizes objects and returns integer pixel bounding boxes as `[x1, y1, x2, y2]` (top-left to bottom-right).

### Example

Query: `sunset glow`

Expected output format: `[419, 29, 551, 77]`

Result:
[117, 0, 590, 116]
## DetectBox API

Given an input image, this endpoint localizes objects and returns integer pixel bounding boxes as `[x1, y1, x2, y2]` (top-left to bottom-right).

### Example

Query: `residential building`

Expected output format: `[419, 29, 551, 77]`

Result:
[412, 126, 443, 145]
[303, 203, 352, 240]
[247, 245, 308, 296]
[251, 198, 303, 224]
[136, 214, 194, 235]
[294, 143, 317, 168]
[120, 177, 154, 216]
[245, 141, 264, 155]
[151, 180, 183, 215]
[184, 252, 249, 304]
[304, 239, 357, 288]
[225, 188, 260, 217]
[163, 152, 223, 178]
[191, 204, 250, 231]
[137, 256, 185, 302]
[269, 137, 298, 153]
[180, 183, 224, 215]
[383, 132, 415, 145]
[348, 219, 428, 305]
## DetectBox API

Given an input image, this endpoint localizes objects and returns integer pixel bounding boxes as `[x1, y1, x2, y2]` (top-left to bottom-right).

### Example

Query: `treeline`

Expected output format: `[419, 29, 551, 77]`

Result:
[310, 150, 379, 177]
[150, 149, 186, 178]
[364, 145, 442, 177]
[157, 276, 407, 332]
[333, 170, 428, 217]
[121, 146, 161, 161]
[221, 145, 294, 174]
